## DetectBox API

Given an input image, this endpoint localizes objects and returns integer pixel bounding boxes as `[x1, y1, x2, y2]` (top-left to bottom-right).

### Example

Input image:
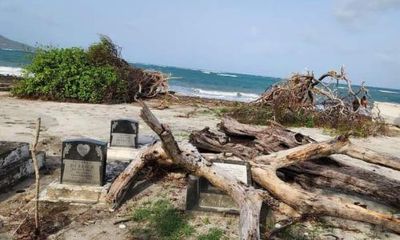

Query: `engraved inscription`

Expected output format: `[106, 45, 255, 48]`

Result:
[111, 133, 136, 147]
[198, 192, 238, 210]
[62, 159, 101, 185]
[214, 162, 248, 184]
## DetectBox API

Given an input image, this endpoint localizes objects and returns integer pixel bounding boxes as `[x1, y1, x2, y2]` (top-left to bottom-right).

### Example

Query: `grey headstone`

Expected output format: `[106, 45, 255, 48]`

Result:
[61, 138, 107, 186]
[110, 119, 139, 148]
[186, 159, 251, 214]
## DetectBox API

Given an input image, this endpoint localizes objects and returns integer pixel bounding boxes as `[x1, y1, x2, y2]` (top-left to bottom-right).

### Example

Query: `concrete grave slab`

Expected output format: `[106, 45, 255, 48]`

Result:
[0, 141, 46, 192]
[39, 180, 110, 204]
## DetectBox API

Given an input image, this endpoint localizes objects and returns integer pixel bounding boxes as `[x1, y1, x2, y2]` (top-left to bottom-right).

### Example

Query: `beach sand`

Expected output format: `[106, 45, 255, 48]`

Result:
[374, 101, 400, 126]
[1, 91, 400, 239]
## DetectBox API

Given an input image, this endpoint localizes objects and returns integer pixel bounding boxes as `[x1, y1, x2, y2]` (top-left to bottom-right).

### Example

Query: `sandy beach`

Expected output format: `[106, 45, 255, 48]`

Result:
[1, 92, 400, 239]
[374, 101, 400, 126]
[1, 92, 399, 154]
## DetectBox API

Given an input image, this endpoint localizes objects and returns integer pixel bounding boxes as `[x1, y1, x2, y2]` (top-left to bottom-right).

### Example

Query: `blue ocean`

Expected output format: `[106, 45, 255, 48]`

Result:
[1, 49, 400, 104]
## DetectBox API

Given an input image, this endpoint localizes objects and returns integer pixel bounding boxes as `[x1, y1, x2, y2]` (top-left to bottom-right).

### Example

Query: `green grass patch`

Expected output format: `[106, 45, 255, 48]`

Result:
[197, 228, 224, 240]
[131, 199, 195, 240]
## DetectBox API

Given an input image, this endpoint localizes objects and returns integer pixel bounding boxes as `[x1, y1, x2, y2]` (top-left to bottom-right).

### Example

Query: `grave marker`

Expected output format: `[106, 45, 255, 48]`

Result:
[186, 159, 251, 214]
[60, 138, 107, 186]
[110, 119, 139, 148]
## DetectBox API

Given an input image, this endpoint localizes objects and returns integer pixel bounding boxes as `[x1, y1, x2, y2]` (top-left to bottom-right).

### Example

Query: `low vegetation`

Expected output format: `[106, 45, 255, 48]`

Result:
[131, 199, 225, 240]
[12, 35, 168, 103]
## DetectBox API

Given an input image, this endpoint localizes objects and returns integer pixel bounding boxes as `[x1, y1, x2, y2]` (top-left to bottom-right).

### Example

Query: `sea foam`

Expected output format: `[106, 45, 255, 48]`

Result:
[217, 73, 238, 78]
[378, 90, 399, 94]
[191, 88, 259, 102]
[0, 66, 23, 77]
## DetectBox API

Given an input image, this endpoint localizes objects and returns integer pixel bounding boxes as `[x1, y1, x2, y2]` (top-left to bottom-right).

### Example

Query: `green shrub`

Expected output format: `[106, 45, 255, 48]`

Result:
[12, 36, 166, 103]
[12, 46, 124, 103]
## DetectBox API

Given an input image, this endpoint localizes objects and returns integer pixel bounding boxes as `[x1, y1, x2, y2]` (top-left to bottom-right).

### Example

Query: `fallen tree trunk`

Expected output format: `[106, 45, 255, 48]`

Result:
[190, 122, 400, 208]
[190, 120, 400, 235]
[138, 102, 273, 239]
[281, 159, 400, 208]
[250, 138, 400, 234]
[106, 144, 166, 208]
[107, 103, 282, 239]
[108, 106, 400, 238]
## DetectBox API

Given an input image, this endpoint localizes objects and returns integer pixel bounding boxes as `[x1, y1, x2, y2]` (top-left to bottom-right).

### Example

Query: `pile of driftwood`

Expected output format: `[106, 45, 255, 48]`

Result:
[106, 103, 400, 239]
[250, 67, 384, 134]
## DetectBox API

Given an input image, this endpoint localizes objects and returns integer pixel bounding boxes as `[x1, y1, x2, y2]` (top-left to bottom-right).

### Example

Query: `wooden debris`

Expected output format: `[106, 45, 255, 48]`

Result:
[107, 105, 400, 239]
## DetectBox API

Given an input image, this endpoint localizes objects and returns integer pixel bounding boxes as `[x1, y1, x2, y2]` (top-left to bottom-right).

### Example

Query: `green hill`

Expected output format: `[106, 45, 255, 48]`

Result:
[0, 35, 34, 52]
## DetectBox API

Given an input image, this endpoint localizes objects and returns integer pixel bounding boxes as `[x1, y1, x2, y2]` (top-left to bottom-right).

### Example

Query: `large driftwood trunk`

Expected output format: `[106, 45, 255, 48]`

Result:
[190, 119, 400, 208]
[190, 118, 400, 235]
[281, 159, 400, 208]
[107, 108, 400, 239]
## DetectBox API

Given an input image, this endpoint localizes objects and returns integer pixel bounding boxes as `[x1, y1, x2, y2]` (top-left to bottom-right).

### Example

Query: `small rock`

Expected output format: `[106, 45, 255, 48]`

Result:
[119, 224, 127, 229]
[274, 223, 282, 228]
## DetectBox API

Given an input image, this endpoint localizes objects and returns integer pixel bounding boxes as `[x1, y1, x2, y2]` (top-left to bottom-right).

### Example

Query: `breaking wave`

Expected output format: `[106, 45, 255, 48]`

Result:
[216, 73, 238, 78]
[379, 90, 399, 94]
[0, 66, 23, 76]
[170, 85, 259, 102]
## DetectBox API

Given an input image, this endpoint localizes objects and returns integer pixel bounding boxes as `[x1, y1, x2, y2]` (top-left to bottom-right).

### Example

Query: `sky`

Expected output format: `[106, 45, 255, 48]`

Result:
[0, 0, 399, 89]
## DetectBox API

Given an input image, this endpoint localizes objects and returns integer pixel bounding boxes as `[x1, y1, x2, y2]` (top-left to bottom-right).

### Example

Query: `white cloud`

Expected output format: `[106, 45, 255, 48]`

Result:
[334, 0, 400, 24]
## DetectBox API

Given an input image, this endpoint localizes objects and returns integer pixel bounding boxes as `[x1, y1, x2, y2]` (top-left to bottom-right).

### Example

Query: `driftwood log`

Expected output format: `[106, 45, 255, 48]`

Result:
[190, 118, 400, 207]
[107, 105, 400, 239]
[190, 118, 400, 235]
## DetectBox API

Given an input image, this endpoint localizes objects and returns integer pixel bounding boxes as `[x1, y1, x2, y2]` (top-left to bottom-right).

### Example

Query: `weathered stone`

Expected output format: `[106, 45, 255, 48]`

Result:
[40, 180, 110, 204]
[0, 141, 46, 192]
[110, 119, 139, 148]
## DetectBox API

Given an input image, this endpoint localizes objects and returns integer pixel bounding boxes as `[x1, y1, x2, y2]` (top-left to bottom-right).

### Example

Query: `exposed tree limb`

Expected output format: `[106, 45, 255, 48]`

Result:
[106, 143, 166, 208]
[139, 102, 271, 240]
[192, 121, 400, 232]
[30, 118, 41, 235]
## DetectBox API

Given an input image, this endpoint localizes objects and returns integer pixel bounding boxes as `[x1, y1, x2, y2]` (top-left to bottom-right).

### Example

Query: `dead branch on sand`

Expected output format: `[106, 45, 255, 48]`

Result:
[248, 67, 386, 135]
[30, 118, 41, 235]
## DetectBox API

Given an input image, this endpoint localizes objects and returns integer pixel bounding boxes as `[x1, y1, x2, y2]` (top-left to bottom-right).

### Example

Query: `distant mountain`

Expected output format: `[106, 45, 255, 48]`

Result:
[0, 35, 34, 52]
